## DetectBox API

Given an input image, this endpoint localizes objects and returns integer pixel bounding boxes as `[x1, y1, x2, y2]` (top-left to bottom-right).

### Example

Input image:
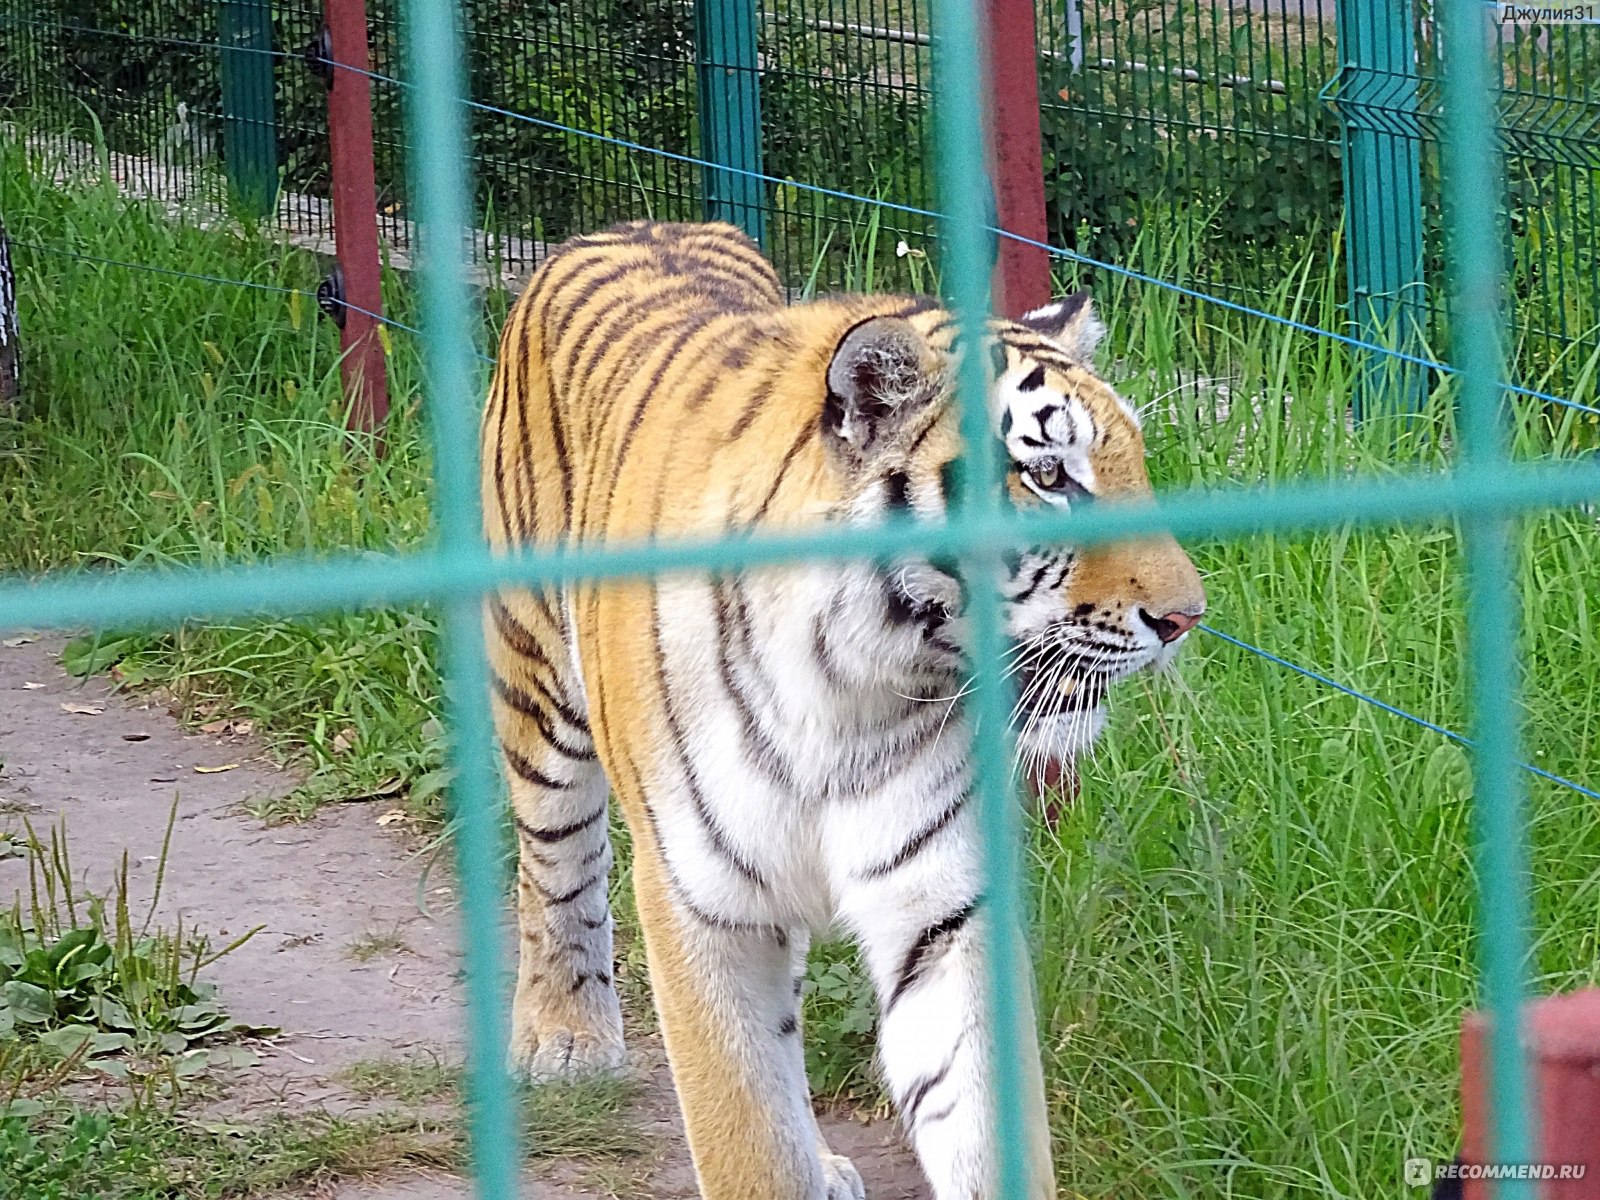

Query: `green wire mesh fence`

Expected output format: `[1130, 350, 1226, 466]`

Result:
[2, 0, 1596, 393]
[2, 0, 1599, 1196]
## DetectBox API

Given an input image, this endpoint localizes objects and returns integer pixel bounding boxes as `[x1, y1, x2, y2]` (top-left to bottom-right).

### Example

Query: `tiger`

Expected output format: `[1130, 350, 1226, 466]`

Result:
[480, 220, 1205, 1200]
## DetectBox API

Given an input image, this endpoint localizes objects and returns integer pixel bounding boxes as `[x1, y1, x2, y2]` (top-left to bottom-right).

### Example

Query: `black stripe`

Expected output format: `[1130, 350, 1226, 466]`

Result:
[649, 596, 769, 888]
[859, 788, 969, 879]
[605, 311, 723, 505]
[509, 322, 540, 540]
[570, 971, 612, 992]
[812, 604, 847, 688]
[832, 706, 951, 801]
[546, 359, 575, 527]
[713, 582, 798, 793]
[515, 808, 604, 844]
[562, 289, 641, 384]
[687, 321, 768, 411]
[538, 871, 604, 905]
[892, 296, 942, 319]
[1012, 560, 1053, 604]
[486, 374, 518, 543]
[492, 673, 596, 760]
[549, 263, 639, 344]
[538, 254, 635, 337]
[725, 348, 788, 437]
[899, 1040, 960, 1127]
[503, 746, 575, 790]
[673, 236, 783, 299]
[917, 314, 959, 345]
[886, 901, 977, 1012]
[488, 602, 591, 732]
[902, 407, 946, 465]
[750, 424, 815, 523]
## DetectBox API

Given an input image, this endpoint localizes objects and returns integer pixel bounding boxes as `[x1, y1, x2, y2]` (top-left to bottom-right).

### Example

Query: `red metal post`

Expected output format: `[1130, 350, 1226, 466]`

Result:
[1461, 988, 1600, 1199]
[324, 0, 389, 438]
[982, 0, 1052, 319]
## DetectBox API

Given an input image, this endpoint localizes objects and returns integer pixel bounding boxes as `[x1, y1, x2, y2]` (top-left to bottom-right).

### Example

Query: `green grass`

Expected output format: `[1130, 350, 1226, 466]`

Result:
[3, 135, 1600, 1197]
[340, 1051, 458, 1104]
[0, 1101, 460, 1199]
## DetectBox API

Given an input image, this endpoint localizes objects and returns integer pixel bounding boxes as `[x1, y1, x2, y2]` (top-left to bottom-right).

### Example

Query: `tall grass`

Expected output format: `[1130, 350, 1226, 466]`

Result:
[3, 136, 1599, 1197]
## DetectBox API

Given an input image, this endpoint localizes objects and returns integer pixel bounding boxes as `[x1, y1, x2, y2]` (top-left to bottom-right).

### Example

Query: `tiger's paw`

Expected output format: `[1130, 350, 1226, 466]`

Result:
[512, 1029, 629, 1083]
[821, 1152, 866, 1200]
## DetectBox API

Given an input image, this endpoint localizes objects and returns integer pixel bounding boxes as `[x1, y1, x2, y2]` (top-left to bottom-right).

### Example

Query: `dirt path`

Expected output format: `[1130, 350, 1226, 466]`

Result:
[0, 634, 928, 1199]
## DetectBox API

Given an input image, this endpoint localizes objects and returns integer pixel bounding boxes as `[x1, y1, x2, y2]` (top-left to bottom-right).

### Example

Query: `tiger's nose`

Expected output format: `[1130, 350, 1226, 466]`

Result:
[1139, 608, 1203, 644]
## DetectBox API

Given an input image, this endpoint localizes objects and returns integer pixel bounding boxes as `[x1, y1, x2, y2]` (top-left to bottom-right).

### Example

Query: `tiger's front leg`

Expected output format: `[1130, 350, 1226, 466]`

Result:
[832, 794, 1056, 1199]
[624, 811, 864, 1200]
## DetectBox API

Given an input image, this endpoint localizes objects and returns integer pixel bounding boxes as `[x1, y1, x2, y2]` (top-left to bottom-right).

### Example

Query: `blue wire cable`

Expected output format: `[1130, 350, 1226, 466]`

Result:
[7, 12, 1596, 417]
[1202, 625, 1600, 801]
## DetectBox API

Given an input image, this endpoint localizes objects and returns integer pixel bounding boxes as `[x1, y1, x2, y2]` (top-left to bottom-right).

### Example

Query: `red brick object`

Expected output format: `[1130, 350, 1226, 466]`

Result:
[1461, 988, 1600, 1198]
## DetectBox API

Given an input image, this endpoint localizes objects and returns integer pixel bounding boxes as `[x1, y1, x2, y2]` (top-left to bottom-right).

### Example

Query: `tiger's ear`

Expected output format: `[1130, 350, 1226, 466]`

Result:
[1020, 290, 1105, 364]
[823, 316, 939, 459]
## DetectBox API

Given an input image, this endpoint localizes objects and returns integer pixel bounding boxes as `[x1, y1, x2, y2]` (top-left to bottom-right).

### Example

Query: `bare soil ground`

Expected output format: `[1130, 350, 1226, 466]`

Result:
[0, 634, 928, 1199]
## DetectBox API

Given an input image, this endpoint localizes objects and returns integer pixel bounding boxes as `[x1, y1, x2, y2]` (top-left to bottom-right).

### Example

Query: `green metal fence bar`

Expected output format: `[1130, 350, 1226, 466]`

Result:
[218, 0, 281, 218]
[1333, 0, 1426, 419]
[1438, 1, 1536, 1193]
[2, 460, 1599, 631]
[399, 0, 521, 1194]
[929, 0, 1037, 1189]
[1, 4, 1594, 1194]
[694, 0, 767, 247]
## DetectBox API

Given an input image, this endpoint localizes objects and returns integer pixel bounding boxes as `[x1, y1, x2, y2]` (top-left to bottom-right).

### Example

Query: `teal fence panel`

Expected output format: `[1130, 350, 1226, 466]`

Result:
[695, 0, 767, 246]
[1332, 0, 1426, 419]
[218, 0, 280, 218]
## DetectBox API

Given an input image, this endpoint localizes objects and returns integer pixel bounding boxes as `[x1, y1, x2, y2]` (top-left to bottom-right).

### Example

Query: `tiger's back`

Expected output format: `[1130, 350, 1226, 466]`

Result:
[483, 220, 787, 555]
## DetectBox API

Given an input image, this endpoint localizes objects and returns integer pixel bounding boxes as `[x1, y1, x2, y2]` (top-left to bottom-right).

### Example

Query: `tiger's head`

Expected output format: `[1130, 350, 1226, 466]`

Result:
[819, 291, 1206, 785]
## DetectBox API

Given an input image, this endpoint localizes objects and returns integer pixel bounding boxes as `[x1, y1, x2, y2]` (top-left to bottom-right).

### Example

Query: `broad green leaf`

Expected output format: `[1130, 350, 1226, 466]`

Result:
[89, 1031, 135, 1055]
[0, 980, 54, 1024]
[37, 1024, 95, 1057]
[87, 996, 135, 1030]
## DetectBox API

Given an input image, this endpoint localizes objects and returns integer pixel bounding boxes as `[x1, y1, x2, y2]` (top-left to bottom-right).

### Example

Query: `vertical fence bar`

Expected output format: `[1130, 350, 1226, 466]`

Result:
[325, 0, 391, 439]
[399, 0, 520, 1197]
[693, 0, 767, 248]
[1436, 0, 1536, 1195]
[219, 0, 280, 219]
[1333, 0, 1426, 419]
[935, 0, 1041, 1196]
[984, 0, 1051, 318]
